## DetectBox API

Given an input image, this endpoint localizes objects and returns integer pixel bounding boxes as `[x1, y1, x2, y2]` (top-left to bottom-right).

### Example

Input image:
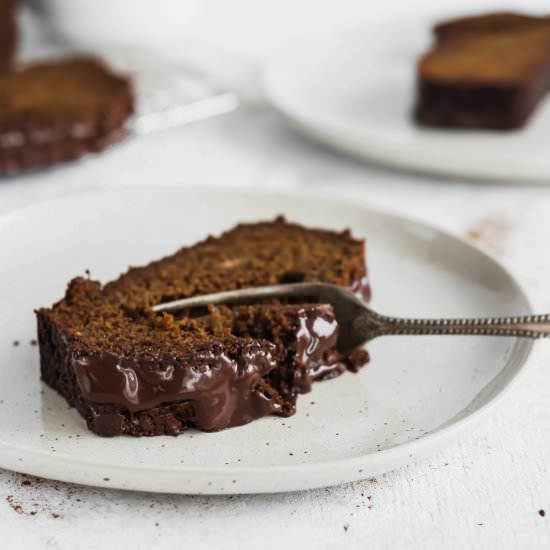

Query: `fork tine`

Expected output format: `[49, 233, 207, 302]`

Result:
[152, 282, 333, 313]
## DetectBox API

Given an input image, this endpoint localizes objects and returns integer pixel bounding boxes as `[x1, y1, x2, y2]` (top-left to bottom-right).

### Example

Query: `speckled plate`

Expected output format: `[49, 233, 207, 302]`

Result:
[0, 187, 535, 494]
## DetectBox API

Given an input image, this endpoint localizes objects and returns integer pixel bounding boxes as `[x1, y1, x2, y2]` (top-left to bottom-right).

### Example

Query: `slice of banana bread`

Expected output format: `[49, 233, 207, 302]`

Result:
[415, 12, 550, 130]
[36, 218, 370, 437]
[0, 56, 133, 173]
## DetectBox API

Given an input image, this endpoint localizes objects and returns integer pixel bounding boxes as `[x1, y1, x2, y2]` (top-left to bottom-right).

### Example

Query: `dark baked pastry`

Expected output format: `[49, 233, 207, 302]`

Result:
[36, 218, 371, 437]
[434, 12, 550, 43]
[0, 56, 133, 173]
[0, 0, 17, 73]
[415, 12, 550, 130]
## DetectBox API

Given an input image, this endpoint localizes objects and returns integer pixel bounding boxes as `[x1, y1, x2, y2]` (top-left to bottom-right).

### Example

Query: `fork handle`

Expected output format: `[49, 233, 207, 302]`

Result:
[365, 313, 550, 340]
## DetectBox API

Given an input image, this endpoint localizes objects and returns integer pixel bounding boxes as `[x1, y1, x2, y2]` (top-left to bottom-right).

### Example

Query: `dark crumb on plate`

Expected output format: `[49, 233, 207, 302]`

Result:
[30, 339, 37, 346]
[51, 513, 60, 519]
[103, 477, 110, 481]
[343, 524, 349, 532]
[6, 495, 23, 514]
[539, 509, 546, 517]
[21, 479, 31, 486]
[12, 340, 19, 347]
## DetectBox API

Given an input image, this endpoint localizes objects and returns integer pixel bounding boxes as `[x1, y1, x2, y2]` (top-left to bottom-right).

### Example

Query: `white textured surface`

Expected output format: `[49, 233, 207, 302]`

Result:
[2, 4, 550, 549]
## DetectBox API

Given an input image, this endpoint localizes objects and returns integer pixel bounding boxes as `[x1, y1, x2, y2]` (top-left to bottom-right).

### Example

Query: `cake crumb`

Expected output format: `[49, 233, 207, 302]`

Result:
[539, 509, 546, 517]
[6, 496, 23, 514]
[30, 339, 37, 346]
[12, 340, 19, 347]
[343, 524, 349, 532]
[51, 513, 60, 519]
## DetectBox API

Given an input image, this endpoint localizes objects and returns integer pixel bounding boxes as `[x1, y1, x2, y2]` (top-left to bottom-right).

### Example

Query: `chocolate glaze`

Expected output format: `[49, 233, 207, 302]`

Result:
[74, 342, 281, 433]
[72, 304, 361, 436]
[294, 305, 342, 382]
[351, 275, 371, 302]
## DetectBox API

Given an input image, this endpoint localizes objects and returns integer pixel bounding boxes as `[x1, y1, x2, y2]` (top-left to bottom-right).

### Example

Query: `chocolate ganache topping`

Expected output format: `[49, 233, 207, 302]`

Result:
[293, 305, 342, 382]
[74, 342, 281, 432]
[72, 305, 346, 435]
[351, 275, 371, 302]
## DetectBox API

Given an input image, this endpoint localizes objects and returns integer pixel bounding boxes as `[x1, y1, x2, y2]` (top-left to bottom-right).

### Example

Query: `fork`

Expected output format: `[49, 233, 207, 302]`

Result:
[152, 282, 550, 354]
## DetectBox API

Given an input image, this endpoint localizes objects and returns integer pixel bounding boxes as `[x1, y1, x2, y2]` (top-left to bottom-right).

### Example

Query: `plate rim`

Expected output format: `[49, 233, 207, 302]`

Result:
[0, 185, 538, 493]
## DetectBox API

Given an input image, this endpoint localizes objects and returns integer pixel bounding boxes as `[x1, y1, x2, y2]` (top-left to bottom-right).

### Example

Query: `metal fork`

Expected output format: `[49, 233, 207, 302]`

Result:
[152, 282, 550, 354]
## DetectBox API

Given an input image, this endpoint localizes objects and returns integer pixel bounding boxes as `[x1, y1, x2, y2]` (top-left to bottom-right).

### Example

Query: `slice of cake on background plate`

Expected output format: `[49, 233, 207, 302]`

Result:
[415, 12, 550, 130]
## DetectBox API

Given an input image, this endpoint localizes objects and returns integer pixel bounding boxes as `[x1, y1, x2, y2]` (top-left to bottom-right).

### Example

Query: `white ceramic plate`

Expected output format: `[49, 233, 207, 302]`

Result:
[264, 19, 550, 182]
[0, 187, 534, 494]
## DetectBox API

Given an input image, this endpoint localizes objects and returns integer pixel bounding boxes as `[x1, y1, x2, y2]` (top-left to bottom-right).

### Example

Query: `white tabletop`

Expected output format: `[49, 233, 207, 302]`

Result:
[3, 5, 550, 550]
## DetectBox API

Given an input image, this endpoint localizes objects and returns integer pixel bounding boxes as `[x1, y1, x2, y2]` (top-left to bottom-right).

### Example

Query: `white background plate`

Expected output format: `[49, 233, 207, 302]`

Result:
[0, 187, 534, 494]
[264, 19, 550, 182]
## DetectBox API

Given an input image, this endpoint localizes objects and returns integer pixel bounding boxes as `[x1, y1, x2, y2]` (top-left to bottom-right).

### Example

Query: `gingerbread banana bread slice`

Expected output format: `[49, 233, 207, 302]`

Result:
[415, 12, 550, 130]
[36, 218, 370, 437]
[0, 56, 133, 173]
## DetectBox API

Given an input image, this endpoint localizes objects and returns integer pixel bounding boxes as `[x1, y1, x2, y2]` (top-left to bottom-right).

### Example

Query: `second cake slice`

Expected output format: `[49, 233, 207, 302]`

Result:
[415, 12, 550, 130]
